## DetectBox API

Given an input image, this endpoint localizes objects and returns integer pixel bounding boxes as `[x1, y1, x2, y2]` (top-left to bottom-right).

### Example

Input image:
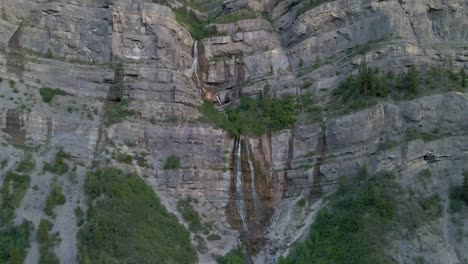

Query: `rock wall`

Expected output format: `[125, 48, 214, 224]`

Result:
[0, 0, 467, 263]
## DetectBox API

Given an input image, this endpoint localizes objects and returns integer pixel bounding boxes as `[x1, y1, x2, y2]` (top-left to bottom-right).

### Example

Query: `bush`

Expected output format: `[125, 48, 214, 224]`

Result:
[16, 152, 35, 173]
[0, 220, 33, 263]
[78, 168, 196, 263]
[39, 87, 69, 103]
[207, 233, 222, 241]
[163, 155, 181, 170]
[43, 149, 70, 175]
[44, 186, 66, 218]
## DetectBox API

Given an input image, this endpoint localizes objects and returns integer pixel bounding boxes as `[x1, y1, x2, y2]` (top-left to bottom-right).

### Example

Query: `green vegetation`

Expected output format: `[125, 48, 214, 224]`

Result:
[280, 170, 433, 264]
[0, 220, 33, 264]
[43, 149, 70, 175]
[1, 171, 31, 224]
[177, 198, 205, 233]
[329, 63, 468, 116]
[173, 7, 219, 40]
[207, 233, 222, 241]
[163, 155, 181, 170]
[0, 170, 32, 263]
[112, 150, 133, 165]
[78, 168, 196, 263]
[74, 206, 85, 227]
[37, 218, 60, 264]
[39, 87, 69, 104]
[135, 152, 150, 168]
[44, 186, 66, 218]
[16, 152, 36, 173]
[200, 94, 298, 137]
[217, 245, 248, 264]
[104, 100, 136, 126]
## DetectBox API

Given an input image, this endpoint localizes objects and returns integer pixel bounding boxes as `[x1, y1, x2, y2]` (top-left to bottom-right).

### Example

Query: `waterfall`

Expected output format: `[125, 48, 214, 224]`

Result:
[216, 95, 222, 105]
[192, 40, 200, 85]
[234, 137, 248, 231]
[243, 136, 260, 224]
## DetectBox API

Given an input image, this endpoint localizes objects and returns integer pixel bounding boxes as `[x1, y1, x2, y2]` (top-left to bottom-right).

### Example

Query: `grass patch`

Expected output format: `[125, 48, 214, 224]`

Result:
[43, 149, 70, 175]
[39, 87, 69, 104]
[163, 155, 181, 170]
[44, 186, 66, 218]
[78, 168, 196, 263]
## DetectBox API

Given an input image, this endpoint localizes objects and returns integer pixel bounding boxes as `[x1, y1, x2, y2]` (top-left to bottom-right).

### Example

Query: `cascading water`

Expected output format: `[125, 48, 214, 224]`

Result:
[243, 136, 260, 224]
[234, 137, 248, 231]
[192, 40, 200, 85]
[192, 40, 205, 93]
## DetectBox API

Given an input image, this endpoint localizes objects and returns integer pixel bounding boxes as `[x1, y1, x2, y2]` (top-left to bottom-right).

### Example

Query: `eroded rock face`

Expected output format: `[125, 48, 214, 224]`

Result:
[0, 0, 467, 263]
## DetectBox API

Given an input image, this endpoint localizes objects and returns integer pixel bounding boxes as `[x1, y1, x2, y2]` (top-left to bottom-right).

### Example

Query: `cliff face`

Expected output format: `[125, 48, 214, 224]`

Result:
[0, 0, 467, 263]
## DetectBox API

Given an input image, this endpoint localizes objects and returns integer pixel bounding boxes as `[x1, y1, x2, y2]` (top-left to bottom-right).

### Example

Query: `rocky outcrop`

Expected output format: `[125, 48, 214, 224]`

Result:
[0, 0, 467, 263]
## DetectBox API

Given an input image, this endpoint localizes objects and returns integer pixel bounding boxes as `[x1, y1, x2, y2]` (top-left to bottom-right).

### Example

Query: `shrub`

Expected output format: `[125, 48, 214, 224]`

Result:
[163, 155, 181, 170]
[16, 152, 35, 173]
[173, 7, 219, 40]
[43, 149, 70, 175]
[207, 233, 222, 241]
[0, 220, 33, 263]
[39, 87, 69, 103]
[78, 168, 196, 263]
[44, 186, 66, 218]
[0, 171, 31, 224]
